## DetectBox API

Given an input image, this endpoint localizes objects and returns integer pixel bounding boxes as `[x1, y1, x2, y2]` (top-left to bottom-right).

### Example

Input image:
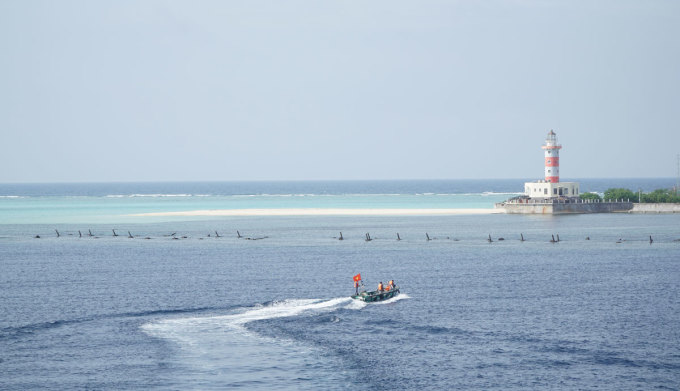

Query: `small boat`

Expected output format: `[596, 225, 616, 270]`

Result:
[351, 286, 399, 302]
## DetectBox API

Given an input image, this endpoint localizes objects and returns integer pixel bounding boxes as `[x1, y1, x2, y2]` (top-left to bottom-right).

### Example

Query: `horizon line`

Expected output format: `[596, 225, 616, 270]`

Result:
[0, 176, 677, 186]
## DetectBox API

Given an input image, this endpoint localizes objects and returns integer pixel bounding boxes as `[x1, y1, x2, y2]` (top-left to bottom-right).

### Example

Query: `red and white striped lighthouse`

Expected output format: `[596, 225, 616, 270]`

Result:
[542, 130, 561, 183]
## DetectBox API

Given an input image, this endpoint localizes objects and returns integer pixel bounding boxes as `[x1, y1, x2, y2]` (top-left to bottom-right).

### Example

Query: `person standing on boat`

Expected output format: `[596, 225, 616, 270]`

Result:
[378, 281, 384, 292]
[389, 280, 395, 290]
[352, 274, 362, 295]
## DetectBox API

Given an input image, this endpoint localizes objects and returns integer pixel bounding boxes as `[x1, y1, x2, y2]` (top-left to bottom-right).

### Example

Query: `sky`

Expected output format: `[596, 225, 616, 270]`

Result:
[1, 0, 679, 183]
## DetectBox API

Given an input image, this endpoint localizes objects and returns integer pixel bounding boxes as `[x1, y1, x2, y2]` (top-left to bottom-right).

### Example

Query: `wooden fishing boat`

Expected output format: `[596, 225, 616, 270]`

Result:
[351, 286, 399, 302]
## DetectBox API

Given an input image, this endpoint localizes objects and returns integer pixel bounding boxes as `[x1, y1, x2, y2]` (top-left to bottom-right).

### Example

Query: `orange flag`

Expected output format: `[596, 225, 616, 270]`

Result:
[353, 273, 361, 282]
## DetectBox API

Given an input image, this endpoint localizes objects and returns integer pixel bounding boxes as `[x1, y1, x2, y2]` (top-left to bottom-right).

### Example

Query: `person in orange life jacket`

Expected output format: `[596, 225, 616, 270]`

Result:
[389, 280, 395, 290]
[378, 282, 384, 292]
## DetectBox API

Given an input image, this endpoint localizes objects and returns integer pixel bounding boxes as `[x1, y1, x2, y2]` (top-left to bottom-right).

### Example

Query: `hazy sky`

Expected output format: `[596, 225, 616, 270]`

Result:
[1, 0, 679, 183]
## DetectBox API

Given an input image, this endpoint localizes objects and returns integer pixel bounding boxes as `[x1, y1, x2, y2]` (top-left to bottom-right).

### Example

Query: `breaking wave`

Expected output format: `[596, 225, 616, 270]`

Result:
[3, 192, 521, 199]
[105, 194, 208, 198]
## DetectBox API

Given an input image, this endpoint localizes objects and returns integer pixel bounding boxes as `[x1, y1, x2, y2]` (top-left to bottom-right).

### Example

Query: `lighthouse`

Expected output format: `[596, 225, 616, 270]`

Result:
[497, 130, 633, 213]
[523, 130, 579, 198]
[542, 130, 561, 183]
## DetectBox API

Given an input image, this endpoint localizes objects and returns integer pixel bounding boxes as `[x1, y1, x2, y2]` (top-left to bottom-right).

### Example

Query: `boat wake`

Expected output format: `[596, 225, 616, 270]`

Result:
[141, 296, 387, 389]
[373, 293, 410, 305]
[141, 297, 361, 344]
[219, 297, 357, 330]
[141, 294, 410, 340]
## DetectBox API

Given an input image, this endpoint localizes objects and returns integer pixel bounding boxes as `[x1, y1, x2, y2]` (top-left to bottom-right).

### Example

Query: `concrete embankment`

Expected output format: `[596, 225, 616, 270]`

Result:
[630, 203, 680, 213]
[497, 202, 633, 214]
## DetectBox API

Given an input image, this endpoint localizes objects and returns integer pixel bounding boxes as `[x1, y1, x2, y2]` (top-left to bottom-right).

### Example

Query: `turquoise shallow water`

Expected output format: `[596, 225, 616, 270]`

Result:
[0, 178, 675, 224]
[0, 193, 512, 224]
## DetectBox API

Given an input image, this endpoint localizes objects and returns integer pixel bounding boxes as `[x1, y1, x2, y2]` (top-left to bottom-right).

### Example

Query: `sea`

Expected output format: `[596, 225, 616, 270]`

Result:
[1, 178, 679, 390]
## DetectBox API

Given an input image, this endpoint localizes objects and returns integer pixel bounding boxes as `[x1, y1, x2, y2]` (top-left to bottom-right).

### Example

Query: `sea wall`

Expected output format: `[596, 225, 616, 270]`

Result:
[630, 203, 680, 213]
[554, 202, 633, 214]
[497, 204, 553, 214]
[496, 202, 633, 214]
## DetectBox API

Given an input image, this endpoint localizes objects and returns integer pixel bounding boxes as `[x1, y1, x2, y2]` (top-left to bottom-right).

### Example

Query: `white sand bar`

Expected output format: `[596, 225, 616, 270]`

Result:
[129, 208, 500, 217]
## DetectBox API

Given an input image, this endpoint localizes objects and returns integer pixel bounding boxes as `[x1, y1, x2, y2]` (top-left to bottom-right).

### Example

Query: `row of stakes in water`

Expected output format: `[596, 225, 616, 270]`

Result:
[36, 229, 267, 240]
[345, 232, 659, 244]
[37, 230, 664, 243]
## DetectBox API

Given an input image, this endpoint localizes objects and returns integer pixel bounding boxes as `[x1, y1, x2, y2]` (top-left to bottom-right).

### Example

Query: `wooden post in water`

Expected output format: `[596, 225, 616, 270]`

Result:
[426, 233, 431, 241]
[397, 233, 401, 241]
[237, 231, 242, 238]
[79, 230, 82, 238]
[557, 234, 560, 242]
[128, 231, 133, 238]
[55, 229, 60, 238]
[520, 233, 525, 242]
[649, 235, 653, 244]
[551, 234, 556, 243]
[112, 229, 118, 237]
[88, 229, 93, 237]
[215, 231, 221, 238]
[339, 232, 344, 240]
[487, 234, 493, 243]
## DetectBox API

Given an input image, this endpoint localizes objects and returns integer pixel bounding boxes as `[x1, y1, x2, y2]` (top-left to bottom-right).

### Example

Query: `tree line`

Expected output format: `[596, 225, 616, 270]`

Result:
[580, 188, 680, 203]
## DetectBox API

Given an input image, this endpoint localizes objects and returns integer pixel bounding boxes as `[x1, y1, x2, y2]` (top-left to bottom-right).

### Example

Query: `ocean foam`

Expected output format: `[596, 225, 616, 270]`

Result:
[481, 191, 524, 196]
[105, 193, 199, 198]
[97, 192, 521, 200]
[130, 208, 499, 217]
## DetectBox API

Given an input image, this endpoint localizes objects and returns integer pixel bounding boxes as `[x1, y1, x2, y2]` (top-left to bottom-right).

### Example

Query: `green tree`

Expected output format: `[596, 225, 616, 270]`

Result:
[603, 188, 636, 202]
[641, 189, 680, 203]
[579, 192, 602, 201]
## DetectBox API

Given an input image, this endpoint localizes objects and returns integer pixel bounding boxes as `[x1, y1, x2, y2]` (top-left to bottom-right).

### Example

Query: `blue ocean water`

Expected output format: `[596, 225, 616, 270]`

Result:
[1, 180, 679, 390]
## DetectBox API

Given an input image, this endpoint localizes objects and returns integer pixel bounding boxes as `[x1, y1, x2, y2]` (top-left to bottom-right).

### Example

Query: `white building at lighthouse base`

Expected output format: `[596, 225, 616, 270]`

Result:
[524, 180, 580, 198]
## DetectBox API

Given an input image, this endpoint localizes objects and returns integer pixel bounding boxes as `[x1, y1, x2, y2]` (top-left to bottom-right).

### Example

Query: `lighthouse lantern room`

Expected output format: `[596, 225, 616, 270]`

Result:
[524, 130, 579, 199]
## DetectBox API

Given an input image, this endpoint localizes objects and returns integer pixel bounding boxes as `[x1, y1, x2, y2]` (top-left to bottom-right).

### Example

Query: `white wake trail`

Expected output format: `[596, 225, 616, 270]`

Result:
[141, 297, 356, 343]
[140, 295, 408, 388]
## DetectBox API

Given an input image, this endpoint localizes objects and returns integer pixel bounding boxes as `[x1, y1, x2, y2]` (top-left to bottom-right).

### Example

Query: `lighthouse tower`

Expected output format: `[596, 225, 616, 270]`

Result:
[542, 130, 561, 183]
[522, 130, 579, 199]
[498, 129, 632, 213]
